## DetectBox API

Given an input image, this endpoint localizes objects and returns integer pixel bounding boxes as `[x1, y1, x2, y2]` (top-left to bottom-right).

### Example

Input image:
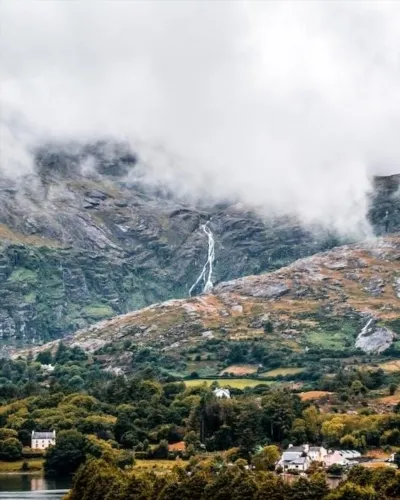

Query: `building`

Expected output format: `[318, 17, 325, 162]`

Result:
[324, 450, 360, 467]
[278, 444, 311, 472]
[31, 431, 56, 450]
[324, 450, 349, 467]
[308, 446, 328, 462]
[339, 450, 361, 460]
[213, 388, 231, 399]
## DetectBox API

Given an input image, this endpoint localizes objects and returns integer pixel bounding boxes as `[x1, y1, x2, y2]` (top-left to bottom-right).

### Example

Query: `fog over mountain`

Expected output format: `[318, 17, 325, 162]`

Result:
[2, 1, 400, 235]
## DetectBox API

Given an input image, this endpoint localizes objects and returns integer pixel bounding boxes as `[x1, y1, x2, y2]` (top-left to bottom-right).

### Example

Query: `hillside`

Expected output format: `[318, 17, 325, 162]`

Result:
[0, 141, 399, 343]
[22, 233, 400, 377]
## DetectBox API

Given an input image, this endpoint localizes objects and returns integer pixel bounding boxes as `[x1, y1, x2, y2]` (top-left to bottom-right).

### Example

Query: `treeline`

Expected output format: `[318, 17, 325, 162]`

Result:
[66, 458, 400, 500]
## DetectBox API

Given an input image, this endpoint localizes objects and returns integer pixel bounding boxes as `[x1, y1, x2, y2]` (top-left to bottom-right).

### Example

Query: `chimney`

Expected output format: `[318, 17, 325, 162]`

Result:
[288, 444, 293, 448]
[304, 444, 309, 453]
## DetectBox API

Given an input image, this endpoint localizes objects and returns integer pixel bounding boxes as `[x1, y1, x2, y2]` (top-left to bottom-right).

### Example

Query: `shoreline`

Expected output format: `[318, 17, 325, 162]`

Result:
[0, 470, 42, 476]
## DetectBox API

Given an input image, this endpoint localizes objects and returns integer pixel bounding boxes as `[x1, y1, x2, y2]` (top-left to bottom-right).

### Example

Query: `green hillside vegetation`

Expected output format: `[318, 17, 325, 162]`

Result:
[0, 343, 400, 482]
[66, 458, 400, 500]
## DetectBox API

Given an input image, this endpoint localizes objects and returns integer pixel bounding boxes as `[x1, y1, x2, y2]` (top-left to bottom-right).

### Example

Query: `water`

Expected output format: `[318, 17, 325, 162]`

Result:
[189, 221, 215, 296]
[0, 475, 71, 499]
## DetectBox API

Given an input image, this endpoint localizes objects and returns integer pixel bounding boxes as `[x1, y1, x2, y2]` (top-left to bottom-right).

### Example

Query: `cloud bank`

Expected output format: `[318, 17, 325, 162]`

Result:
[1, 1, 400, 235]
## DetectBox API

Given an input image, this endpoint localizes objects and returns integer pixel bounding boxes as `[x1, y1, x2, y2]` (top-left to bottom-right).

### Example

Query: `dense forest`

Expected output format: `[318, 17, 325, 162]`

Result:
[66, 459, 400, 499]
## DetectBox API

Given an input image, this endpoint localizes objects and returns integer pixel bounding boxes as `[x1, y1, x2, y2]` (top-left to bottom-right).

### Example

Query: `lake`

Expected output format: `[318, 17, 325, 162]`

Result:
[0, 475, 71, 499]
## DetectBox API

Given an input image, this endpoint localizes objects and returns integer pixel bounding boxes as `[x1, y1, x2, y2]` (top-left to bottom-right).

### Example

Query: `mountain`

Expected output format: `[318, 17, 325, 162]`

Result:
[21, 233, 400, 376]
[0, 140, 399, 343]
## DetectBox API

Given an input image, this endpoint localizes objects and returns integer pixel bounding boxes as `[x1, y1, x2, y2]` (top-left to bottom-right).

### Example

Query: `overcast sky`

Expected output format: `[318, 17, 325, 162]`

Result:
[1, 1, 400, 235]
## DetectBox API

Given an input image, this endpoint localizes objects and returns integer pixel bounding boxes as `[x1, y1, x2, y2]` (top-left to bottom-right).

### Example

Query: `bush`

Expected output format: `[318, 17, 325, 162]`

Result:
[0, 438, 23, 461]
[44, 430, 87, 477]
[327, 464, 344, 476]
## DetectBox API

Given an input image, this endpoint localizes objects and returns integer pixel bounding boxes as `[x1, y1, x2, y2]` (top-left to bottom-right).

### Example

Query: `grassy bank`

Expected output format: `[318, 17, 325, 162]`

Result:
[0, 458, 44, 473]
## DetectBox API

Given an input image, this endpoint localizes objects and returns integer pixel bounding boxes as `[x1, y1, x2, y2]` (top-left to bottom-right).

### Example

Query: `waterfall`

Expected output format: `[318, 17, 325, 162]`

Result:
[189, 221, 215, 296]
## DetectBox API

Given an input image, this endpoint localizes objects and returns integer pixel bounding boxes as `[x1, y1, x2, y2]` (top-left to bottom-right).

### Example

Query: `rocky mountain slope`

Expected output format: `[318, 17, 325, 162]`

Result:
[0, 140, 399, 342]
[23, 233, 400, 375]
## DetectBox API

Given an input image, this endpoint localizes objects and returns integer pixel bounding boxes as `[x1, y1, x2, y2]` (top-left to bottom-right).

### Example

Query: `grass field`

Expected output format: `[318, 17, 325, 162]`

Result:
[299, 391, 333, 401]
[378, 360, 400, 373]
[220, 364, 258, 376]
[135, 459, 186, 472]
[376, 393, 400, 405]
[261, 367, 305, 377]
[184, 378, 274, 389]
[0, 458, 43, 473]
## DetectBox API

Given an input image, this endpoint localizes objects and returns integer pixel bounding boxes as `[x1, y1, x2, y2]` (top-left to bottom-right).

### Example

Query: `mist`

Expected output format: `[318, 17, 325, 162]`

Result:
[2, 1, 400, 236]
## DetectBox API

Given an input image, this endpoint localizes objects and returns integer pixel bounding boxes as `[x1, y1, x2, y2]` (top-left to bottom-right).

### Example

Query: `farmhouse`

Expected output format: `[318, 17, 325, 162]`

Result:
[308, 446, 328, 462]
[31, 430, 56, 450]
[278, 444, 312, 472]
[324, 450, 361, 467]
[213, 388, 231, 399]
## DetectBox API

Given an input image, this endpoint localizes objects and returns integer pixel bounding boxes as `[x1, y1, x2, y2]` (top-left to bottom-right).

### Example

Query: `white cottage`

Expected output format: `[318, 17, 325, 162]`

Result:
[278, 444, 311, 472]
[213, 388, 231, 399]
[308, 446, 328, 462]
[31, 430, 56, 450]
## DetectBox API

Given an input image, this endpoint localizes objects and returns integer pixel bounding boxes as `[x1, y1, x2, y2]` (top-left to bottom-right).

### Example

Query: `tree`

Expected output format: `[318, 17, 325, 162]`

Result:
[44, 430, 87, 476]
[36, 350, 53, 365]
[302, 405, 320, 442]
[290, 418, 307, 445]
[0, 438, 23, 461]
[308, 472, 329, 500]
[252, 445, 280, 471]
[321, 418, 345, 447]
[149, 440, 169, 459]
[262, 390, 301, 442]
[389, 383, 397, 396]
[325, 482, 376, 500]
[0, 429, 18, 440]
[340, 434, 358, 449]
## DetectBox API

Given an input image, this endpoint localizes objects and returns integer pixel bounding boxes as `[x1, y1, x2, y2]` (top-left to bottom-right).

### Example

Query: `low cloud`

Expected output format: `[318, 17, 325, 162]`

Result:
[1, 1, 400, 236]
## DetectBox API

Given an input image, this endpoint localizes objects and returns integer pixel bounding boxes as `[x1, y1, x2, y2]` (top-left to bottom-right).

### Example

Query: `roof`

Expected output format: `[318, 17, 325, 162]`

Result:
[309, 447, 322, 452]
[282, 452, 303, 461]
[291, 457, 309, 465]
[32, 431, 54, 439]
[287, 446, 305, 453]
[213, 388, 231, 398]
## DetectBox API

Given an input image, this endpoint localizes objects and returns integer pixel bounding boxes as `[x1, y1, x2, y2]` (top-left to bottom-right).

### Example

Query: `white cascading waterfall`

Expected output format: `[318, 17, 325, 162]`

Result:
[189, 221, 215, 296]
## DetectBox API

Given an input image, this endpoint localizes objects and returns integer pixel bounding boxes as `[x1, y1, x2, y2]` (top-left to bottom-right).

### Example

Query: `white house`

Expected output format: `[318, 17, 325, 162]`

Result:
[213, 388, 231, 399]
[278, 444, 311, 472]
[324, 450, 360, 467]
[324, 450, 349, 467]
[31, 431, 56, 450]
[308, 446, 328, 462]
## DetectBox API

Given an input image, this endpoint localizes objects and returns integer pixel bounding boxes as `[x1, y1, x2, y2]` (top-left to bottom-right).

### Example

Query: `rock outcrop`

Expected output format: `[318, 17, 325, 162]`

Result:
[355, 318, 396, 353]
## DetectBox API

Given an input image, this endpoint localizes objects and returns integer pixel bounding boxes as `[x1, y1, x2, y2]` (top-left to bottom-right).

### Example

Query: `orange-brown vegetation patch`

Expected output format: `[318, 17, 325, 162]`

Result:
[379, 360, 400, 373]
[0, 223, 62, 248]
[220, 364, 258, 376]
[299, 391, 333, 401]
[168, 441, 185, 452]
[376, 394, 400, 405]
[361, 462, 394, 469]
[365, 449, 391, 460]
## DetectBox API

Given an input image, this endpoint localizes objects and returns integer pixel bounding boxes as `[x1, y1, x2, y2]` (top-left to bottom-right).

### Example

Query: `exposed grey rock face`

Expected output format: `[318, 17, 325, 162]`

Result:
[215, 278, 290, 299]
[394, 278, 400, 298]
[0, 141, 398, 343]
[355, 318, 396, 353]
